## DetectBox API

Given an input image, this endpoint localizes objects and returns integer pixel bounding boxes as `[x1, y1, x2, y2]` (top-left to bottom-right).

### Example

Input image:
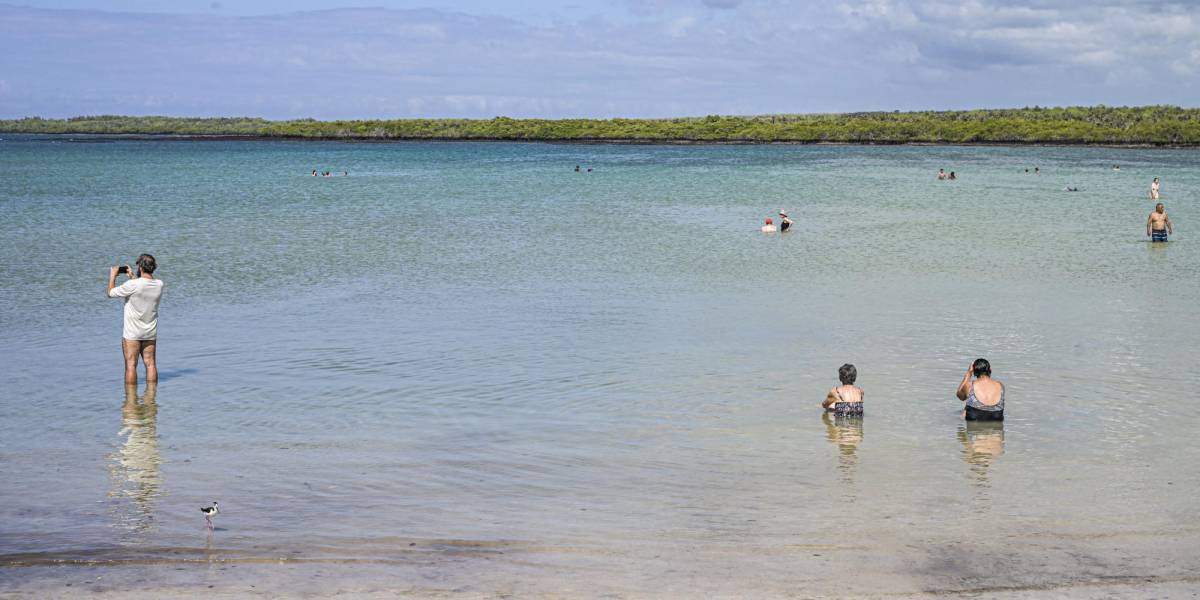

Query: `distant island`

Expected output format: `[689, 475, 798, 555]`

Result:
[3, 106, 1198, 145]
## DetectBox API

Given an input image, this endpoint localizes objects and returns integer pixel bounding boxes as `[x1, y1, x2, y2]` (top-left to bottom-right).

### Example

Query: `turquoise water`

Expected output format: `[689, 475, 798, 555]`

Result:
[1, 136, 1199, 596]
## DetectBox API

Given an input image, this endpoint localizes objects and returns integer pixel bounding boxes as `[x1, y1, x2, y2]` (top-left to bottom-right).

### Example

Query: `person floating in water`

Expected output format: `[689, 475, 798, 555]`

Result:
[956, 358, 1004, 421]
[778, 210, 793, 232]
[312, 169, 318, 176]
[1147, 203, 1173, 242]
[1034, 167, 1039, 175]
[761, 217, 777, 233]
[574, 165, 580, 172]
[1150, 177, 1161, 200]
[937, 169, 947, 180]
[1065, 186, 1079, 192]
[822, 364, 863, 416]
[948, 171, 957, 180]
[1112, 164, 1120, 170]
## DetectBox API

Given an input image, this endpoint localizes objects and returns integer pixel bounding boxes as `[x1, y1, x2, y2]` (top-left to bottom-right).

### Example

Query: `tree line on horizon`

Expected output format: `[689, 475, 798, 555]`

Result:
[2, 106, 1198, 144]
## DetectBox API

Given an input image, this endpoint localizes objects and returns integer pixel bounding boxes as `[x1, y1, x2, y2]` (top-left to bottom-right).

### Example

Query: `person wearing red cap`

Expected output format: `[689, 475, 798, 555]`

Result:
[761, 217, 777, 233]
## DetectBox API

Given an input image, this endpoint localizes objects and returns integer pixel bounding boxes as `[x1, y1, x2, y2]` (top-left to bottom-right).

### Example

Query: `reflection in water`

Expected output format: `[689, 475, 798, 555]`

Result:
[822, 412, 863, 488]
[957, 421, 1004, 485]
[108, 383, 161, 533]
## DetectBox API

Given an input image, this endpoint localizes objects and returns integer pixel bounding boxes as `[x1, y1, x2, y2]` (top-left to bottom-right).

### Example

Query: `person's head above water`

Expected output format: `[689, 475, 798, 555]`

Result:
[1156, 203, 1165, 212]
[765, 217, 773, 225]
[971, 358, 991, 378]
[838, 363, 857, 385]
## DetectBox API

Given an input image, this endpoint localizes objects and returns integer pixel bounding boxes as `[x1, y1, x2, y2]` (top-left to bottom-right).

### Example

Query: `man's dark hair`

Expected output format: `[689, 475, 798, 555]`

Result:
[838, 363, 857, 385]
[972, 358, 991, 378]
[136, 253, 157, 275]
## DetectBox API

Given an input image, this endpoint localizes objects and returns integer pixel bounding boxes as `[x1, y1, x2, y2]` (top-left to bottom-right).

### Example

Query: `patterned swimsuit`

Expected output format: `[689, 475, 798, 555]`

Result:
[965, 380, 1004, 421]
[833, 388, 863, 417]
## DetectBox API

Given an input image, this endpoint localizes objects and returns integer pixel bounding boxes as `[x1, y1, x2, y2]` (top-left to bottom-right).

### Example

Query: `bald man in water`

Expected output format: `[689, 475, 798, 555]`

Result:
[1147, 203, 1173, 242]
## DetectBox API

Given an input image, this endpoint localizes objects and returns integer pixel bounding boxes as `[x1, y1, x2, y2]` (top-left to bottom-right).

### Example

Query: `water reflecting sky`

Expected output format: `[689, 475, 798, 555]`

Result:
[1, 137, 1198, 595]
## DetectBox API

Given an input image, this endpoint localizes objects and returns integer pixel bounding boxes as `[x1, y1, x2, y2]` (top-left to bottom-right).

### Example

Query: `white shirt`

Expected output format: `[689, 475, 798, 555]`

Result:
[109, 278, 164, 340]
[761, 225, 777, 233]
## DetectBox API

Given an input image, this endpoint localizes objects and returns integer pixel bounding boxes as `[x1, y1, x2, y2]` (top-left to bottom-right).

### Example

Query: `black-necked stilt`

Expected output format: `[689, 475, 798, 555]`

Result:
[200, 501, 219, 530]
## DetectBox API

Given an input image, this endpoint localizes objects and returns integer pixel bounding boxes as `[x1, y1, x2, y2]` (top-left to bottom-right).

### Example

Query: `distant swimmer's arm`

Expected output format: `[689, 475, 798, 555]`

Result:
[822, 388, 838, 409]
[956, 364, 972, 401]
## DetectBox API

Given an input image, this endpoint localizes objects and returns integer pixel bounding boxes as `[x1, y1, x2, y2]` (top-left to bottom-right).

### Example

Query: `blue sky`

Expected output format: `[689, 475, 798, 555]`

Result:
[2, 1, 1197, 119]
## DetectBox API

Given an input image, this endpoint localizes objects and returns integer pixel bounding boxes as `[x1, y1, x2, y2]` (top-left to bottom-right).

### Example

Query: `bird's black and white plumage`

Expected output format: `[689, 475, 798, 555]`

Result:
[200, 501, 219, 529]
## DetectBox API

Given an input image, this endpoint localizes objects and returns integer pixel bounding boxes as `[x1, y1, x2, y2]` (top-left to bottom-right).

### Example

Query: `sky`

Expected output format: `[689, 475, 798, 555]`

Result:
[1, 0, 1198, 119]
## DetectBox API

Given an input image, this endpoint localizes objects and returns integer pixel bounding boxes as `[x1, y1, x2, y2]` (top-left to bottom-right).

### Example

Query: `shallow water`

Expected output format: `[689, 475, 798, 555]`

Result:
[1, 136, 1198, 596]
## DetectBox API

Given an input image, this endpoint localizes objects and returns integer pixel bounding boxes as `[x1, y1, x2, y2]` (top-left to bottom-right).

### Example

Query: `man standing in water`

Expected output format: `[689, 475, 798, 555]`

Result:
[107, 254, 163, 384]
[1147, 203, 1173, 242]
[1151, 177, 1161, 200]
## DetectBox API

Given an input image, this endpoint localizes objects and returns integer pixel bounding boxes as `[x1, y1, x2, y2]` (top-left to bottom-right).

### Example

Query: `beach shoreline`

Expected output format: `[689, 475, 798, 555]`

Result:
[3, 567, 1197, 599]
[4, 526, 1199, 600]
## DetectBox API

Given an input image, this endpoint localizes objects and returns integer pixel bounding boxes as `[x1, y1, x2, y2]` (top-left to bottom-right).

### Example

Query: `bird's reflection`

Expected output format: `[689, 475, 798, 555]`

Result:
[107, 382, 161, 533]
[957, 421, 1004, 485]
[822, 412, 863, 488]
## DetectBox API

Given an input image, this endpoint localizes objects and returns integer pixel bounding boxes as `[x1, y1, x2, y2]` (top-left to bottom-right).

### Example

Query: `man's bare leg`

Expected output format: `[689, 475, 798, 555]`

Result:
[141, 340, 158, 383]
[122, 339, 141, 385]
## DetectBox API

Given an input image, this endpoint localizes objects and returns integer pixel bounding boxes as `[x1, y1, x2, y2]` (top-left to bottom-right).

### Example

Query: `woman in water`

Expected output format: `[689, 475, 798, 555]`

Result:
[956, 358, 1004, 421]
[822, 363, 863, 416]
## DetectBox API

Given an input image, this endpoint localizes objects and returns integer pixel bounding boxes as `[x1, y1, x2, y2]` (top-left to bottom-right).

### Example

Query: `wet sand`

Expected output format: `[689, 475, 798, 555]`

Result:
[3, 526, 1198, 598]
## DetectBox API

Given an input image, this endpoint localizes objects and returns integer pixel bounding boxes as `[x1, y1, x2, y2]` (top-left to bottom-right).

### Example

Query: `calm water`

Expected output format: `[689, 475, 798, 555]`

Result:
[1, 136, 1198, 596]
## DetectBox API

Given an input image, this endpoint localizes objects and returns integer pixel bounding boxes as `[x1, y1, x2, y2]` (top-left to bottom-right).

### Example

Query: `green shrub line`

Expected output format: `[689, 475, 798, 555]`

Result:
[3, 106, 1199, 145]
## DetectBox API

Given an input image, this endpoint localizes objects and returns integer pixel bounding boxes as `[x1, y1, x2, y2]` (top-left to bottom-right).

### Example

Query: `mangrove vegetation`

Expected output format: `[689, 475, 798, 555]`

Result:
[2, 106, 1199, 145]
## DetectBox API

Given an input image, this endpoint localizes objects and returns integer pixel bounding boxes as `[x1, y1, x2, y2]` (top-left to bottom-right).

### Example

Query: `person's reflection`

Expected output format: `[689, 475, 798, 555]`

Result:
[108, 382, 161, 532]
[822, 412, 863, 486]
[957, 421, 1004, 485]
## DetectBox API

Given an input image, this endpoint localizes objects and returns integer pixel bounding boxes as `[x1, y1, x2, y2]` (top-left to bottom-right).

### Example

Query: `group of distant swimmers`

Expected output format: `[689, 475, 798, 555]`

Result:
[574, 165, 593, 172]
[761, 167, 1176, 240]
[820, 359, 1004, 421]
[942, 166, 1174, 242]
[312, 169, 348, 177]
[760, 210, 792, 233]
